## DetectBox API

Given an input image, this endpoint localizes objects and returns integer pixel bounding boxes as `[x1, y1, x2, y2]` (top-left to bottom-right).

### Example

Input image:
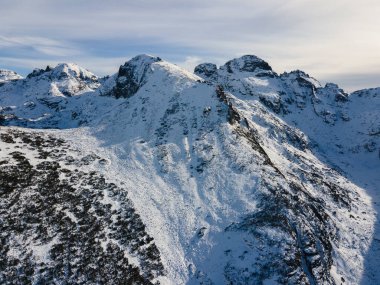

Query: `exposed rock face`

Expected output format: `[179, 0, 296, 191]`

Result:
[195, 55, 275, 82]
[27, 68, 47, 79]
[280, 70, 321, 89]
[324, 83, 349, 102]
[194, 63, 218, 81]
[113, 55, 162, 98]
[222, 55, 273, 74]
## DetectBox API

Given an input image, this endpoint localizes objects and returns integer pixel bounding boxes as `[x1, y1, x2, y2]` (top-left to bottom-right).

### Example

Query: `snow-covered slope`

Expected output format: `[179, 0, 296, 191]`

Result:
[0, 54, 379, 284]
[0, 69, 23, 84]
[0, 63, 101, 128]
[194, 55, 379, 198]
[0, 128, 164, 284]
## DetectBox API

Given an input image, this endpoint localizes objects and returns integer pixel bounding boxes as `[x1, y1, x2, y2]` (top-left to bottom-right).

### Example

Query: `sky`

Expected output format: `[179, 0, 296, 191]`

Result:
[0, 0, 379, 92]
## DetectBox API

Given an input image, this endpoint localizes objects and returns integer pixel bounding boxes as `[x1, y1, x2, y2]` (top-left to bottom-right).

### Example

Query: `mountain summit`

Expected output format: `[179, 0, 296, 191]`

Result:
[222, 54, 273, 73]
[0, 55, 379, 285]
[0, 69, 23, 83]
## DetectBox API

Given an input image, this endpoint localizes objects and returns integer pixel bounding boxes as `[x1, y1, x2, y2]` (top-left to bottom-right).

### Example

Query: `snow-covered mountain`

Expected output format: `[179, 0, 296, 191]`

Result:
[0, 69, 23, 84]
[0, 55, 379, 285]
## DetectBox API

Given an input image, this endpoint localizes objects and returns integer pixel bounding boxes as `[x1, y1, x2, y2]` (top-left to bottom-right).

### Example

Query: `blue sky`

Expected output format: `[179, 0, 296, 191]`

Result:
[1, 0, 379, 91]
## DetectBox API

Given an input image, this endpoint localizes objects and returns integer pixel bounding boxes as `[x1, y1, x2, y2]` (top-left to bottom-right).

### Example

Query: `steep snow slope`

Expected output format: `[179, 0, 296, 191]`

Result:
[195, 55, 380, 284]
[0, 54, 379, 284]
[194, 56, 379, 207]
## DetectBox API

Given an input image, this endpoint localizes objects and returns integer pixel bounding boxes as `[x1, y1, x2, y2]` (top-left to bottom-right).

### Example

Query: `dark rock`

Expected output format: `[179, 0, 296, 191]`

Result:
[113, 55, 162, 99]
[194, 63, 218, 81]
[222, 55, 272, 74]
[27, 68, 46, 78]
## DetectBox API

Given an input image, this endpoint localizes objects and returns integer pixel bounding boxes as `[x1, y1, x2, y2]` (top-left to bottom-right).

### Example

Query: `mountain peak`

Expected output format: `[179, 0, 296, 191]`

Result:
[222, 55, 273, 74]
[0, 69, 23, 83]
[16, 63, 100, 98]
[194, 55, 275, 82]
[280, 69, 322, 88]
[26, 63, 97, 82]
[111, 54, 163, 98]
[127, 54, 162, 65]
[194, 63, 218, 81]
[101, 54, 200, 99]
[117, 54, 162, 83]
[50, 63, 98, 81]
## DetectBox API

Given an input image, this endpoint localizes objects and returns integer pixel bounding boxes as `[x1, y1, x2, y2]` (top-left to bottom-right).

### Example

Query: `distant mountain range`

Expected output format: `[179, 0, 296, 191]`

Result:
[0, 54, 379, 284]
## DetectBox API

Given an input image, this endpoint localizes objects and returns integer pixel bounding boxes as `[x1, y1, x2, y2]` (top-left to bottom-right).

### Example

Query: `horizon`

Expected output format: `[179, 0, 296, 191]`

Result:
[1, 0, 379, 92]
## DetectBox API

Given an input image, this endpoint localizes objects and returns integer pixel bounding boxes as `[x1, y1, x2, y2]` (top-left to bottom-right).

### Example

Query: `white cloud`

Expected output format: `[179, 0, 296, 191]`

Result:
[177, 56, 204, 72]
[0, 36, 80, 57]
